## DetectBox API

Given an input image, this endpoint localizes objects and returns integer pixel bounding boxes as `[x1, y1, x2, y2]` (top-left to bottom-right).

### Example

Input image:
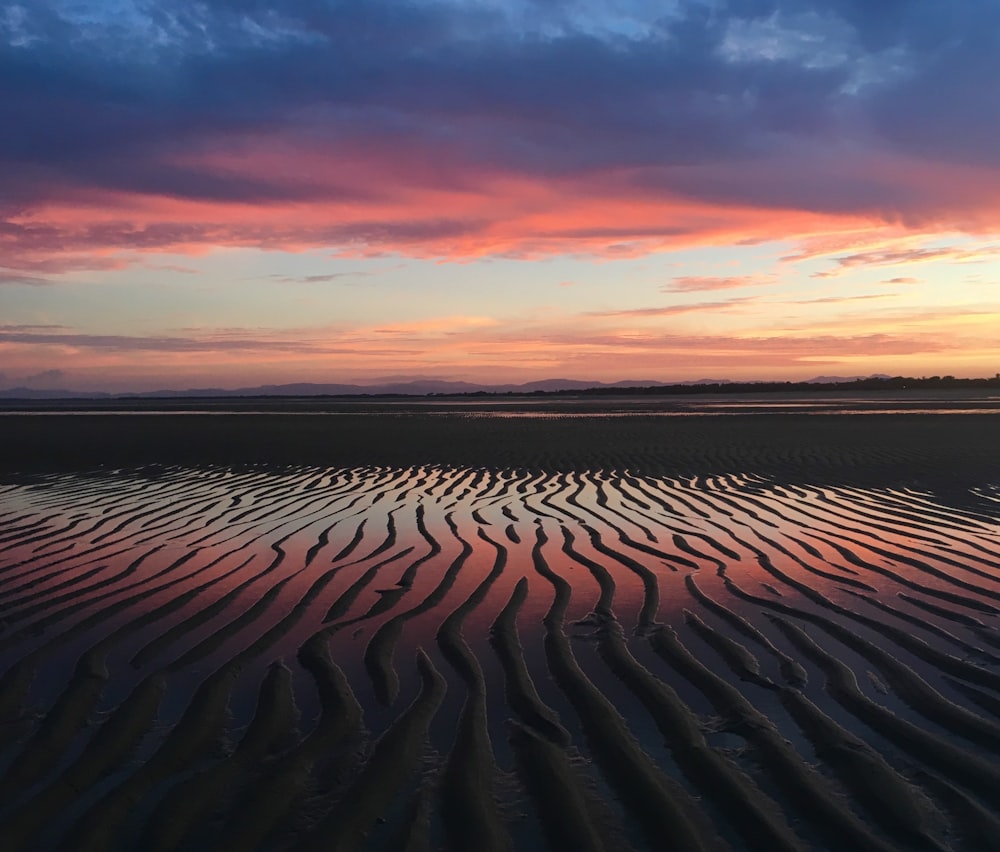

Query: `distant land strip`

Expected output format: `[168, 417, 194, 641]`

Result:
[2, 373, 1000, 401]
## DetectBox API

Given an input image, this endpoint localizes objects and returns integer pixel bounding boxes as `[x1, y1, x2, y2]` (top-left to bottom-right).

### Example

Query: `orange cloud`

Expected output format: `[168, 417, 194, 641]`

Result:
[811, 243, 1000, 278]
[585, 298, 760, 318]
[8, 135, 1000, 281]
[663, 275, 776, 292]
[6, 304, 998, 391]
[0, 137, 893, 276]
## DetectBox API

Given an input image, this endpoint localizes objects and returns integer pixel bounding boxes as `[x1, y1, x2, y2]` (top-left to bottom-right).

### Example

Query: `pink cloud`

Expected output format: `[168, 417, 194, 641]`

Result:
[0, 135, 937, 275]
[6, 307, 997, 391]
[811, 243, 1000, 278]
[586, 298, 759, 318]
[779, 294, 896, 305]
[663, 275, 775, 292]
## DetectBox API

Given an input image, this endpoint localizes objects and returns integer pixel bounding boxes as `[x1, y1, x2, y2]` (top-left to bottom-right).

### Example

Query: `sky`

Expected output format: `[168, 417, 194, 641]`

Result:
[2, 0, 999, 392]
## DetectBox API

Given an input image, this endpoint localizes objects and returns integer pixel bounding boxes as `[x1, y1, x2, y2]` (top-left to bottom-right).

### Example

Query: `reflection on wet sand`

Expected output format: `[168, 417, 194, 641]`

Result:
[0, 463, 998, 850]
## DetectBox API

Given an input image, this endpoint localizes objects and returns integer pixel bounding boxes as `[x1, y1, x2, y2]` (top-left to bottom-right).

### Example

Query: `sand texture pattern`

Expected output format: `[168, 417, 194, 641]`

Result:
[0, 409, 997, 850]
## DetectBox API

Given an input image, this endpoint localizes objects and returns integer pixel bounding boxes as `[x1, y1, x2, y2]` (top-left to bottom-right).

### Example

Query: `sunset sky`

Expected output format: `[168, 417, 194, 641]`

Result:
[2, 0, 999, 392]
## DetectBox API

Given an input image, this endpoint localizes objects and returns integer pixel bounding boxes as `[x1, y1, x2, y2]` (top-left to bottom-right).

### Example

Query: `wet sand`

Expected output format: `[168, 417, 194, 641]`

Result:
[0, 398, 997, 488]
[0, 401, 997, 850]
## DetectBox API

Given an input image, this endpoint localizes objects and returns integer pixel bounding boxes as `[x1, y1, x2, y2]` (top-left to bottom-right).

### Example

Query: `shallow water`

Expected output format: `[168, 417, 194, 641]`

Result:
[0, 464, 998, 850]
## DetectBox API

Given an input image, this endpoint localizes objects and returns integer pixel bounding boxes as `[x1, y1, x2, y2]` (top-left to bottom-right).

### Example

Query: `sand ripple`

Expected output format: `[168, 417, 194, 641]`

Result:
[0, 464, 998, 850]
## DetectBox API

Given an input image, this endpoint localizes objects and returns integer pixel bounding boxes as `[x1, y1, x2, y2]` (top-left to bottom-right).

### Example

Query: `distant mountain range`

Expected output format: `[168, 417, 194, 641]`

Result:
[805, 374, 893, 384]
[0, 375, 907, 399]
[0, 378, 680, 399]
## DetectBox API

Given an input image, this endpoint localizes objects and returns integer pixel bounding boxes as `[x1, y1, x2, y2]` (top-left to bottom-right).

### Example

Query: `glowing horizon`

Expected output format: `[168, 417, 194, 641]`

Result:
[2, 1, 999, 393]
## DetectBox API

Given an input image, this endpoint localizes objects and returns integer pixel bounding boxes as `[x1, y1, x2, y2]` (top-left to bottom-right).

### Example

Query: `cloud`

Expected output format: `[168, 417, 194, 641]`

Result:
[24, 369, 66, 386]
[0, 328, 329, 354]
[780, 293, 896, 305]
[883, 276, 920, 284]
[586, 298, 759, 318]
[268, 271, 373, 284]
[6, 302, 996, 390]
[812, 243, 1000, 277]
[2, 0, 1000, 270]
[145, 262, 200, 274]
[0, 324, 68, 331]
[764, 304, 1000, 336]
[401, 326, 969, 368]
[0, 271, 54, 286]
[663, 275, 774, 292]
[372, 316, 500, 335]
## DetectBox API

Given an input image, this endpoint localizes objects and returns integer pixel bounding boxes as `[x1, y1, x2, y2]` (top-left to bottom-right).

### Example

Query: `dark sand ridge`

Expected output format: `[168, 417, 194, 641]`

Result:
[684, 575, 809, 687]
[720, 564, 1000, 703]
[362, 512, 472, 706]
[4, 470, 224, 554]
[0, 470, 293, 608]
[797, 485, 999, 548]
[649, 622, 899, 852]
[12, 513, 405, 850]
[0, 544, 249, 795]
[774, 490, 1000, 589]
[495, 576, 631, 851]
[118, 481, 408, 676]
[294, 650, 446, 852]
[434, 528, 511, 852]
[768, 616, 1000, 813]
[489, 577, 572, 748]
[679, 606, 950, 850]
[898, 593, 997, 628]
[591, 617, 804, 849]
[665, 477, 1000, 620]
[137, 661, 299, 852]
[1, 462, 992, 644]
[0, 548, 258, 761]
[215, 636, 364, 851]
[0, 410, 998, 850]
[849, 483, 1000, 526]
[0, 543, 259, 661]
[556, 522, 804, 849]
[0, 472, 399, 808]
[817, 529, 1000, 604]
[529, 524, 723, 852]
[908, 769, 1000, 852]
[842, 590, 1000, 664]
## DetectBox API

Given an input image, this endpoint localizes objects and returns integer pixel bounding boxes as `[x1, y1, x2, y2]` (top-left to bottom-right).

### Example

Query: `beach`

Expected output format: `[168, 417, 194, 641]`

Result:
[0, 398, 997, 850]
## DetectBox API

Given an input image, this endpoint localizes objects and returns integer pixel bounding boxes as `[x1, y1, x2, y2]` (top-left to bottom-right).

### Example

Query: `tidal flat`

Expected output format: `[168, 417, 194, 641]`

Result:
[0, 396, 997, 850]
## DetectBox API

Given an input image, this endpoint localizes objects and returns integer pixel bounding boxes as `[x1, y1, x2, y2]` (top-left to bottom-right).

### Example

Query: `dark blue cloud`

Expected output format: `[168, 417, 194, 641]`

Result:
[1, 0, 998, 240]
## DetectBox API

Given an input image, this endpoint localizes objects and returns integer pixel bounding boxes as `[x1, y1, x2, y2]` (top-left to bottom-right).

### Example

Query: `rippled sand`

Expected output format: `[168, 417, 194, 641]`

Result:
[0, 410, 998, 850]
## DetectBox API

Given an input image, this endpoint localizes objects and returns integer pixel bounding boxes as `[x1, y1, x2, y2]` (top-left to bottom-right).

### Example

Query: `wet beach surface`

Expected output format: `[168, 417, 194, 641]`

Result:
[0, 395, 997, 850]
